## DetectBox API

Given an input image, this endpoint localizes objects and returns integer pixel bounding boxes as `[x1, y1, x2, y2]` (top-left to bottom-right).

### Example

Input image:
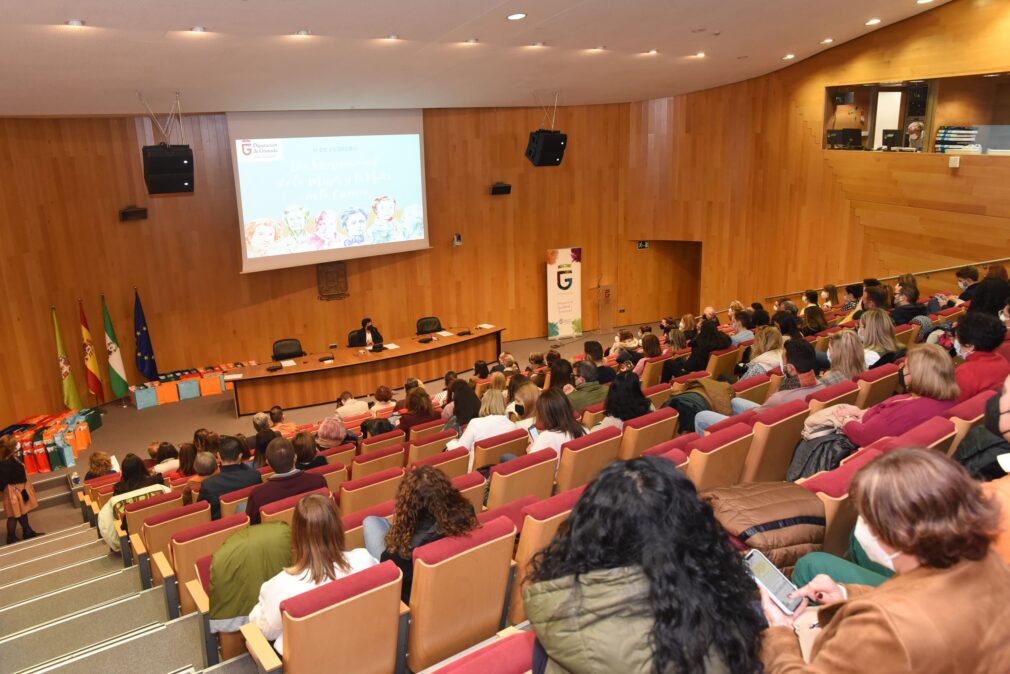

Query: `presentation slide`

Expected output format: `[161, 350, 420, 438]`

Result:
[226, 111, 429, 273]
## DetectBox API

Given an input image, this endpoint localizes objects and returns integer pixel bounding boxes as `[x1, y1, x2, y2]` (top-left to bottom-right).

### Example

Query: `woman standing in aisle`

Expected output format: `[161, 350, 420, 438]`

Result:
[0, 435, 41, 544]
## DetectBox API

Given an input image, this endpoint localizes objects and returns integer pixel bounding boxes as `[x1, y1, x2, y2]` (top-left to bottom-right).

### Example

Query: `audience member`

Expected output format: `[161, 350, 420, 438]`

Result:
[101, 454, 169, 549]
[444, 379, 481, 426]
[665, 328, 688, 351]
[739, 326, 784, 380]
[762, 449, 1010, 673]
[194, 428, 222, 455]
[432, 371, 457, 406]
[954, 374, 1010, 477]
[859, 309, 900, 368]
[268, 406, 297, 435]
[593, 372, 652, 432]
[488, 371, 507, 398]
[398, 388, 441, 438]
[527, 352, 546, 373]
[583, 340, 616, 384]
[567, 360, 609, 414]
[839, 283, 862, 312]
[507, 382, 541, 430]
[680, 313, 698, 342]
[772, 311, 804, 342]
[889, 284, 927, 326]
[525, 457, 763, 674]
[986, 264, 1009, 282]
[199, 436, 265, 519]
[821, 283, 839, 309]
[788, 343, 959, 479]
[954, 312, 1010, 401]
[293, 432, 327, 470]
[695, 339, 824, 434]
[249, 494, 377, 655]
[360, 417, 395, 439]
[967, 278, 1010, 316]
[174, 442, 197, 478]
[752, 307, 771, 328]
[245, 438, 327, 525]
[853, 285, 886, 320]
[608, 329, 640, 358]
[631, 333, 665, 376]
[548, 359, 574, 392]
[395, 377, 422, 409]
[315, 417, 349, 451]
[362, 466, 477, 603]
[473, 360, 491, 379]
[803, 289, 819, 307]
[545, 349, 561, 366]
[335, 391, 369, 420]
[730, 311, 756, 346]
[998, 298, 1010, 364]
[702, 306, 719, 324]
[529, 389, 587, 463]
[84, 451, 115, 481]
[822, 330, 867, 384]
[448, 390, 518, 469]
[182, 452, 219, 504]
[665, 320, 731, 380]
[1, 435, 42, 544]
[151, 442, 180, 475]
[372, 385, 396, 415]
[801, 305, 829, 336]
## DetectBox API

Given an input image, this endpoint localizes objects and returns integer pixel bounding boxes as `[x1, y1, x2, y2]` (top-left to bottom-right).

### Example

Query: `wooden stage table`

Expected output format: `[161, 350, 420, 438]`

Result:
[230, 327, 504, 416]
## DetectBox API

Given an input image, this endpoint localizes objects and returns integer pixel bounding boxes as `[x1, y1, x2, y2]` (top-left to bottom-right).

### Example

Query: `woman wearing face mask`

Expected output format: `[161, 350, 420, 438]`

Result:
[857, 309, 900, 368]
[762, 448, 1010, 674]
[953, 312, 1010, 401]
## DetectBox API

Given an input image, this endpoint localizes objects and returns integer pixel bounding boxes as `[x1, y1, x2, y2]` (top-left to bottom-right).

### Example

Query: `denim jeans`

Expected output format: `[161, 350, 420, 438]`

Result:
[693, 397, 761, 435]
[362, 516, 391, 560]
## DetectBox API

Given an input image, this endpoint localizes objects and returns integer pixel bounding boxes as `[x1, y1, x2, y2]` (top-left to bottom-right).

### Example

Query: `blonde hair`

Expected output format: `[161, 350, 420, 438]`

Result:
[906, 343, 959, 401]
[859, 309, 898, 354]
[479, 389, 507, 416]
[88, 451, 113, 475]
[752, 326, 783, 357]
[666, 328, 687, 351]
[826, 330, 866, 380]
[728, 300, 745, 320]
[511, 383, 541, 421]
[290, 494, 349, 584]
[486, 371, 505, 392]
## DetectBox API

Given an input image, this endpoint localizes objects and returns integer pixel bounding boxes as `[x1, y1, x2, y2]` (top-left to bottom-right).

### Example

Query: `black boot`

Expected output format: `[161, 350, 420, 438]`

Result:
[19, 515, 41, 539]
[6, 518, 17, 544]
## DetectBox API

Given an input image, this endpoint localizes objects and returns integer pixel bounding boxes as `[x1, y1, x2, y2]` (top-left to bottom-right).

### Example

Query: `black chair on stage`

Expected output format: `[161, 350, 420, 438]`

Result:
[416, 316, 443, 336]
[272, 338, 306, 361]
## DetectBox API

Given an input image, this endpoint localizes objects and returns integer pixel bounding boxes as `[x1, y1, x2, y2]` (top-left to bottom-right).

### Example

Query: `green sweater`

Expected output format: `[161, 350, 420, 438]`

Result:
[209, 522, 291, 626]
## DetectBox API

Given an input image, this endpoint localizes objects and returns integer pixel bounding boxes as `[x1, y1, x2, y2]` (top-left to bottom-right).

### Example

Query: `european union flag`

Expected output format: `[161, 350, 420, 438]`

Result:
[133, 289, 159, 381]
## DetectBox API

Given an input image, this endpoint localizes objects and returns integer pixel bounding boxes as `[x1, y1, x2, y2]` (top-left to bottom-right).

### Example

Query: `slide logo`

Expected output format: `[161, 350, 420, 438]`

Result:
[238, 139, 283, 161]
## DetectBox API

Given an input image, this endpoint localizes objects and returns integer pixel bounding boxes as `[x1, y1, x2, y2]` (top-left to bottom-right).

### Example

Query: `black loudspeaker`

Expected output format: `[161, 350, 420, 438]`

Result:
[142, 144, 194, 194]
[525, 129, 567, 166]
[490, 182, 512, 196]
[907, 85, 928, 117]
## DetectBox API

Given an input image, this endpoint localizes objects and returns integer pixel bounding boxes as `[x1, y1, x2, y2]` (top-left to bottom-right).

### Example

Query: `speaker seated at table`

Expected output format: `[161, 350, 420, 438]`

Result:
[348, 318, 384, 347]
[272, 338, 306, 361]
[416, 316, 443, 336]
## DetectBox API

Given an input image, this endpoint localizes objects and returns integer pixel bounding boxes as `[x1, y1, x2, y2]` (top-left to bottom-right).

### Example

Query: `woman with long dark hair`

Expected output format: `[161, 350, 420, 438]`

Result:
[445, 379, 481, 426]
[524, 457, 763, 674]
[594, 371, 652, 432]
[528, 388, 586, 462]
[773, 310, 804, 342]
[362, 466, 477, 602]
[113, 453, 164, 495]
[1, 435, 41, 544]
[666, 319, 732, 379]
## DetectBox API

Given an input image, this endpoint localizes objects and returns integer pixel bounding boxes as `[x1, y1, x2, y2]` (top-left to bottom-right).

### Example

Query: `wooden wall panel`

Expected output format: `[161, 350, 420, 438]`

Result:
[625, 0, 1010, 305]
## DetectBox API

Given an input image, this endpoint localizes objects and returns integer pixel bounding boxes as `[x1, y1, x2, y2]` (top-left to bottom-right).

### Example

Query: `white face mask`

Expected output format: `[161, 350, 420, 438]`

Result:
[954, 339, 964, 358]
[821, 291, 829, 300]
[958, 280, 968, 290]
[854, 516, 901, 571]
[1000, 310, 1009, 325]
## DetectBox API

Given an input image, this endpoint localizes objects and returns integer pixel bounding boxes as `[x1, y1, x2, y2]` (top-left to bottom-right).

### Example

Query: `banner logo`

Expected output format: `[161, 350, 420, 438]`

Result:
[237, 139, 282, 161]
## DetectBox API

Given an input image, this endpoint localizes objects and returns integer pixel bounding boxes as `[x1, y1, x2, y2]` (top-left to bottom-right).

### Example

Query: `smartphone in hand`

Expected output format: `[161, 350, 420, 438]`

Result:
[744, 549, 803, 614]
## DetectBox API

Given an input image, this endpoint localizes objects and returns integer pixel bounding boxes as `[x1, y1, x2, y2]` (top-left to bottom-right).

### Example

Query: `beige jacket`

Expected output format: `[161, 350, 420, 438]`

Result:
[762, 551, 1010, 673]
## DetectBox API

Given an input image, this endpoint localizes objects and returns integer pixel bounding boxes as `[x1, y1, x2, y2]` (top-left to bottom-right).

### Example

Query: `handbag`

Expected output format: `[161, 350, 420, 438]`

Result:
[21, 488, 29, 502]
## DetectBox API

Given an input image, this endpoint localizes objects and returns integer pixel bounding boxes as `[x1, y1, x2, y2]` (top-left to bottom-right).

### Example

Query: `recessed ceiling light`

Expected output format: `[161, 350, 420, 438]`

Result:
[593, 45, 606, 50]
[694, 51, 706, 58]
[386, 33, 400, 40]
[65, 19, 85, 27]
[532, 41, 545, 47]
[983, 73, 1001, 78]
[909, 79, 926, 83]
[865, 18, 881, 26]
[191, 26, 206, 33]
[782, 53, 796, 60]
[294, 29, 311, 36]
[917, 0, 934, 4]
[820, 38, 834, 44]
[507, 12, 527, 21]
[464, 37, 479, 44]
[647, 49, 658, 55]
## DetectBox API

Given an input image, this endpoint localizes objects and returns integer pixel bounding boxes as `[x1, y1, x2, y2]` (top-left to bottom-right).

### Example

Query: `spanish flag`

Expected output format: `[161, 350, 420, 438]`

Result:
[52, 306, 83, 410]
[79, 300, 105, 403]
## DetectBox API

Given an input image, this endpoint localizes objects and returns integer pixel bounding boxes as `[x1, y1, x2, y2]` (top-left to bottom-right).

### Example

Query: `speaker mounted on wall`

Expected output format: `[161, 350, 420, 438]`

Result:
[142, 144, 194, 194]
[525, 129, 567, 167]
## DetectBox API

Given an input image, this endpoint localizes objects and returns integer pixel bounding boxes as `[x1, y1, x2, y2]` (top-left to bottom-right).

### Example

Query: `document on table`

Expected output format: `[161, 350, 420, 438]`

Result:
[384, 343, 401, 350]
[477, 323, 496, 330]
[279, 360, 297, 367]
[223, 373, 244, 380]
[437, 331, 453, 337]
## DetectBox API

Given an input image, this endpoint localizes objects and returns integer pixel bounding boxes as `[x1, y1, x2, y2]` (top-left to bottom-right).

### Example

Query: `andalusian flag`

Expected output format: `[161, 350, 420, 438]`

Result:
[52, 306, 83, 410]
[78, 300, 105, 403]
[102, 295, 129, 398]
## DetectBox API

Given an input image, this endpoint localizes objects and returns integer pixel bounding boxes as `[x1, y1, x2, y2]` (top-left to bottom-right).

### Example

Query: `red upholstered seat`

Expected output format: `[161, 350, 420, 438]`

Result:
[410, 447, 470, 469]
[806, 380, 858, 403]
[259, 487, 330, 518]
[414, 516, 515, 566]
[257, 466, 273, 476]
[342, 499, 396, 530]
[85, 472, 121, 487]
[522, 486, 585, 522]
[582, 401, 605, 414]
[306, 461, 345, 476]
[755, 399, 809, 425]
[642, 383, 671, 397]
[452, 471, 485, 490]
[196, 554, 212, 594]
[432, 631, 536, 674]
[704, 410, 759, 435]
[624, 407, 677, 430]
[938, 306, 961, 317]
[692, 423, 751, 454]
[477, 429, 529, 447]
[854, 363, 899, 383]
[879, 416, 957, 452]
[477, 494, 538, 531]
[642, 433, 699, 457]
[142, 501, 209, 528]
[352, 444, 405, 465]
[220, 483, 260, 504]
[732, 374, 770, 393]
[319, 443, 356, 459]
[945, 391, 992, 420]
[171, 513, 249, 545]
[123, 490, 181, 513]
[341, 467, 403, 492]
[361, 429, 406, 448]
[800, 448, 882, 498]
[281, 561, 401, 619]
[711, 346, 736, 356]
[410, 418, 446, 435]
[561, 425, 621, 451]
[411, 429, 457, 448]
[673, 370, 709, 384]
[662, 447, 690, 465]
[490, 449, 555, 477]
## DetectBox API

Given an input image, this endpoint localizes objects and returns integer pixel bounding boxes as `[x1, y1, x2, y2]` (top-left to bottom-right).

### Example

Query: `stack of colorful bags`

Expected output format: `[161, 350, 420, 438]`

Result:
[0, 408, 100, 473]
[129, 362, 258, 410]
